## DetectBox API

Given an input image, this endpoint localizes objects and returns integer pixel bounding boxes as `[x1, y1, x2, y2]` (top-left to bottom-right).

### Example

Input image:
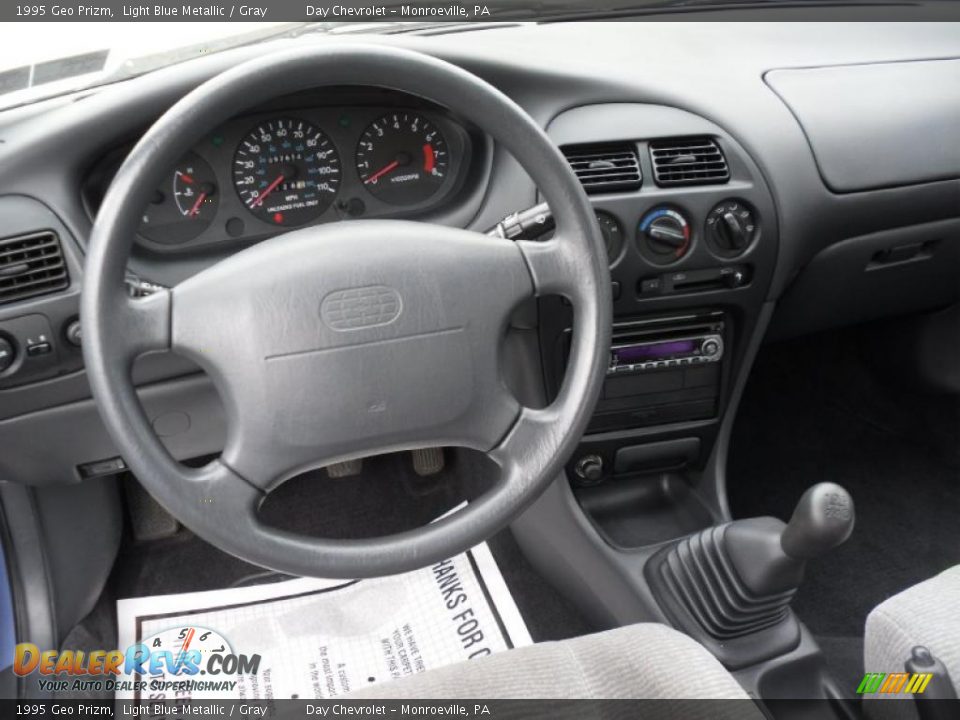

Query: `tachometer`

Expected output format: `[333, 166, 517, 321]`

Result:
[356, 112, 449, 206]
[233, 118, 341, 226]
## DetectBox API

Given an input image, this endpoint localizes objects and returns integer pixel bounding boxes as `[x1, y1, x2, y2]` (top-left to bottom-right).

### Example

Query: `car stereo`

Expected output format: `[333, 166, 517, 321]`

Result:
[609, 333, 724, 375]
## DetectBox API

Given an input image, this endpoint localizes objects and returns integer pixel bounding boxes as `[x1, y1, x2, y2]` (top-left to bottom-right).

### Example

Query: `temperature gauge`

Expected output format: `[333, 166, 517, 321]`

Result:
[140, 153, 219, 245]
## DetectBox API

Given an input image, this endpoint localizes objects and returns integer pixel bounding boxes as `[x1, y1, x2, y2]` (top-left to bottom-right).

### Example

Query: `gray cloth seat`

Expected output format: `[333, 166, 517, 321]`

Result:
[348, 622, 763, 715]
[864, 564, 960, 719]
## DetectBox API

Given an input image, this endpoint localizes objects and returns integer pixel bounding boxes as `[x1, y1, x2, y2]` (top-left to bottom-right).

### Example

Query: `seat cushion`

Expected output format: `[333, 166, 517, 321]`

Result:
[864, 564, 960, 719]
[348, 622, 759, 712]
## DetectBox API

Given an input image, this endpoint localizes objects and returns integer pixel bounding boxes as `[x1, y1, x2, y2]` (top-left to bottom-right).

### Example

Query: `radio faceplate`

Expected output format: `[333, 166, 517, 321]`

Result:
[607, 314, 725, 377]
[609, 333, 724, 375]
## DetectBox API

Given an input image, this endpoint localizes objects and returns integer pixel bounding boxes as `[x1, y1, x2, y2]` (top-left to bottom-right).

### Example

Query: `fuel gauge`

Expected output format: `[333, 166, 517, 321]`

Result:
[140, 153, 219, 245]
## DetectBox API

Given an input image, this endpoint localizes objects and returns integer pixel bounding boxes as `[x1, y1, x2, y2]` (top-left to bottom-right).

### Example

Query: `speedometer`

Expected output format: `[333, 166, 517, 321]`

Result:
[356, 112, 449, 206]
[233, 118, 341, 226]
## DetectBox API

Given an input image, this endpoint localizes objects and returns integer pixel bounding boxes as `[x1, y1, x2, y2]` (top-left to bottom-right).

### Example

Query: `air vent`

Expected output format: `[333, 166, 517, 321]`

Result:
[0, 230, 69, 305]
[649, 137, 730, 187]
[562, 143, 642, 194]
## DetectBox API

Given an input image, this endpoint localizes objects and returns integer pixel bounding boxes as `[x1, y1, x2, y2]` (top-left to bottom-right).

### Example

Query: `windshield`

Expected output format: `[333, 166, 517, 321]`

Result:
[0, 22, 313, 110]
[0, 0, 911, 110]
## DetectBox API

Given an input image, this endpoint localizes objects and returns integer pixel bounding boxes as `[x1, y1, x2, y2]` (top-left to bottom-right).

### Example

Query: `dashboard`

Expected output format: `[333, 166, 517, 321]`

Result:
[0, 20, 957, 675]
[0, 22, 957, 487]
[83, 96, 477, 253]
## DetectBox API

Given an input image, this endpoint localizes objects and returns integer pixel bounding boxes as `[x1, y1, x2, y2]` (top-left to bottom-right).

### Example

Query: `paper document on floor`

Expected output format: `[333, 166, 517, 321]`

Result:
[115, 539, 530, 700]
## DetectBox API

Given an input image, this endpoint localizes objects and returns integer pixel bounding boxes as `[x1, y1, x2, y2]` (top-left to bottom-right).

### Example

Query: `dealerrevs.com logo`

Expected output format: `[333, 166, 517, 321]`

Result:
[14, 626, 261, 695]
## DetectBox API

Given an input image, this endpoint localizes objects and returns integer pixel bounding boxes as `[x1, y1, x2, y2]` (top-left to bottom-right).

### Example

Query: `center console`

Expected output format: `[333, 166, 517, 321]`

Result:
[510, 104, 854, 716]
[533, 104, 778, 536]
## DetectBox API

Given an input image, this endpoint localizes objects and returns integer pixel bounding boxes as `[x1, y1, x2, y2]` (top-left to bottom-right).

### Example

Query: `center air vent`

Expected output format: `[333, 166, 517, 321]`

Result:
[562, 143, 642, 194]
[0, 230, 69, 305]
[649, 137, 730, 187]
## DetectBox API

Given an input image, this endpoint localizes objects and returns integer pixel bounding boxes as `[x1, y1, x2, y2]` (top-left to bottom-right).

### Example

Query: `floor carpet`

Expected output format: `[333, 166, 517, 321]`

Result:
[728, 327, 960, 689]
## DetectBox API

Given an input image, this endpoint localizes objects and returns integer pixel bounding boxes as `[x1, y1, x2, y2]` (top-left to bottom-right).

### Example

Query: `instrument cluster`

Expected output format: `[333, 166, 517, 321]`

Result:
[97, 106, 471, 252]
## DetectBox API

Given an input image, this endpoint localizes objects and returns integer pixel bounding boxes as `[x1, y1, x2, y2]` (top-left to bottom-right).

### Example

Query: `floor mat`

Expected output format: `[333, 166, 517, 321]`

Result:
[115, 537, 531, 700]
[728, 328, 960, 678]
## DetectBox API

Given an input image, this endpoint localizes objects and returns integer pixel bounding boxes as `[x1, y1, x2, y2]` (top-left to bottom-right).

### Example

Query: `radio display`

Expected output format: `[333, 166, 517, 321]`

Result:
[613, 339, 697, 364]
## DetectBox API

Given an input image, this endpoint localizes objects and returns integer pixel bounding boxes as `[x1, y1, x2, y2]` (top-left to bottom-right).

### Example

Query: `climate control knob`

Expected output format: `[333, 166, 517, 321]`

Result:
[706, 200, 757, 257]
[637, 207, 691, 264]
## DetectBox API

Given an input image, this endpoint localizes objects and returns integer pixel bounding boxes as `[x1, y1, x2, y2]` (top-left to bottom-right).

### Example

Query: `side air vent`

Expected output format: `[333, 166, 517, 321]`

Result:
[562, 143, 642, 194]
[649, 137, 730, 187]
[0, 230, 69, 305]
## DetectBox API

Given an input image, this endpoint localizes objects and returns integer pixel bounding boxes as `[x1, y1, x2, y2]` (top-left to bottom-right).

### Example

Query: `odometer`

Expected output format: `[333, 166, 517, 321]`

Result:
[233, 118, 341, 226]
[356, 112, 449, 206]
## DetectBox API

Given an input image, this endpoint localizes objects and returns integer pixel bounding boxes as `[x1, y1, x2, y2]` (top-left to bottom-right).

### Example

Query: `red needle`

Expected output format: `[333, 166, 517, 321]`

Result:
[174, 627, 196, 671]
[251, 174, 285, 208]
[181, 628, 196, 652]
[364, 160, 400, 185]
[187, 191, 207, 218]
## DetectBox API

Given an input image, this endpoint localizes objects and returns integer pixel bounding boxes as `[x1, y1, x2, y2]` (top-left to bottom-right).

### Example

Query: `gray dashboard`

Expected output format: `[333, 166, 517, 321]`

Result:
[0, 22, 958, 487]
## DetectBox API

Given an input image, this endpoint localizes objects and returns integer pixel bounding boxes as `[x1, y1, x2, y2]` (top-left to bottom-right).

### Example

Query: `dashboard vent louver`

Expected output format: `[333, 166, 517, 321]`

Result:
[562, 143, 642, 194]
[649, 137, 730, 187]
[0, 230, 69, 305]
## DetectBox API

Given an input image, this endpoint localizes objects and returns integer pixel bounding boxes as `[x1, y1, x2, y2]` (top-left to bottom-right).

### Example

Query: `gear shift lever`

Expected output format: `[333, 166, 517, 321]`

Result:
[781, 482, 855, 559]
[647, 483, 855, 668]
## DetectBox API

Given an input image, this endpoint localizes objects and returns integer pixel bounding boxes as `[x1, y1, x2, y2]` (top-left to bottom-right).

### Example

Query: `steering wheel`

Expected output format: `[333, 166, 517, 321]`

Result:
[81, 45, 611, 579]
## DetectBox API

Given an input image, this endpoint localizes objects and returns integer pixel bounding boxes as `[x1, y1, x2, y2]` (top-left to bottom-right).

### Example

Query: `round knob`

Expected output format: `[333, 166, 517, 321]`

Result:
[638, 207, 691, 263]
[0, 336, 15, 373]
[65, 320, 82, 347]
[706, 200, 757, 257]
[701, 338, 721, 357]
[780, 482, 855, 560]
[595, 211, 624, 262]
[575, 455, 604, 484]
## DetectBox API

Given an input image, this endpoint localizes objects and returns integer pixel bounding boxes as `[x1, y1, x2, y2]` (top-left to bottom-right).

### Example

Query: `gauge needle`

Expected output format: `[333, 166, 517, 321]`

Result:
[187, 191, 207, 218]
[364, 160, 400, 184]
[174, 627, 196, 670]
[251, 174, 285, 207]
[181, 628, 196, 652]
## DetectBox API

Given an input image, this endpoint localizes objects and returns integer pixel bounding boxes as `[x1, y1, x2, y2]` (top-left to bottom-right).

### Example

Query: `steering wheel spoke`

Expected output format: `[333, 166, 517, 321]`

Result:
[516, 235, 586, 302]
[118, 289, 172, 361]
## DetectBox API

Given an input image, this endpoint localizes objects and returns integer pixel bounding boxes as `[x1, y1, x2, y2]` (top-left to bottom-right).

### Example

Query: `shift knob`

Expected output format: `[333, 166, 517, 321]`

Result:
[780, 482, 855, 560]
